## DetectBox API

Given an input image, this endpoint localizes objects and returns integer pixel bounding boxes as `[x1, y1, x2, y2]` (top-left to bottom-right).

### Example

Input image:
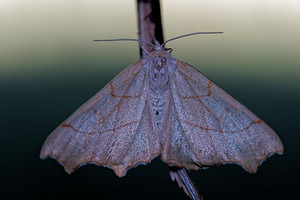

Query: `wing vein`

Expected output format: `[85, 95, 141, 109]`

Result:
[179, 71, 219, 160]
[170, 75, 202, 162]
[114, 73, 148, 164]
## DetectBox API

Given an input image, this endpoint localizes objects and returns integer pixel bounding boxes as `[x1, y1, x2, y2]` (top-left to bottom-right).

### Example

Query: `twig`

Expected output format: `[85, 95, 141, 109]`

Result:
[137, 0, 163, 56]
[169, 167, 202, 200]
[136, 1, 202, 199]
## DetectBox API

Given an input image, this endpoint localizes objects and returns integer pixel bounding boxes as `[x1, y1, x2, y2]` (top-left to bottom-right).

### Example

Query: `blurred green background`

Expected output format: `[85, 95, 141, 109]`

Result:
[1, 0, 299, 199]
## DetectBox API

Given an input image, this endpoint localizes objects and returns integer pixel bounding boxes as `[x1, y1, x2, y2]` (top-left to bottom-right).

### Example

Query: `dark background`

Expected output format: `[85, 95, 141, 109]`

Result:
[1, 1, 299, 199]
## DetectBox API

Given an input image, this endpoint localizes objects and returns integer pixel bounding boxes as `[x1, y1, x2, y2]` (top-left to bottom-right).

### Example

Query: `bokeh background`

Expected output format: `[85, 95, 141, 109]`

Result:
[1, 0, 299, 199]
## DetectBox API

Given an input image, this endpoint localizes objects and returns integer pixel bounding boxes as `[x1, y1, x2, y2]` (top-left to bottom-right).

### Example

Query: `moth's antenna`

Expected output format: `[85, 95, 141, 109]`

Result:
[94, 38, 155, 48]
[162, 32, 223, 46]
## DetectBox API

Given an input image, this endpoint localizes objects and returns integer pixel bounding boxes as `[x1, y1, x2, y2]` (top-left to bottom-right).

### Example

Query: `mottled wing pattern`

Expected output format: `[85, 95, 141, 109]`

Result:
[166, 60, 283, 172]
[40, 60, 160, 177]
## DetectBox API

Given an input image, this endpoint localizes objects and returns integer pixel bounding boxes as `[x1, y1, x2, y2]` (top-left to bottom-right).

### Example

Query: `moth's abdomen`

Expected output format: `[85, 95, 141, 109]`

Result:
[149, 87, 170, 130]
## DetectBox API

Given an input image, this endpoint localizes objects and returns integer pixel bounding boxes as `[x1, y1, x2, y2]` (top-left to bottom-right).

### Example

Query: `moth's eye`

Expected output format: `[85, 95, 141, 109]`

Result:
[165, 47, 173, 53]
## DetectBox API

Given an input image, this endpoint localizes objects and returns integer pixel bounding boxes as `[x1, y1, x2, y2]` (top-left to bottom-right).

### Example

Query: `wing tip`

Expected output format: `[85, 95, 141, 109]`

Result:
[237, 149, 284, 173]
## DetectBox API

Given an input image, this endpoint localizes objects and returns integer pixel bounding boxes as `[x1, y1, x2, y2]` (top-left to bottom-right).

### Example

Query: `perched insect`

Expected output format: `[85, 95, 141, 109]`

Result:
[40, 32, 283, 193]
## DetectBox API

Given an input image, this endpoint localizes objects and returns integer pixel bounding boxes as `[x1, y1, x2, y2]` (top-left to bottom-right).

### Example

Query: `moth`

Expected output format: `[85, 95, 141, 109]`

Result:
[40, 32, 283, 180]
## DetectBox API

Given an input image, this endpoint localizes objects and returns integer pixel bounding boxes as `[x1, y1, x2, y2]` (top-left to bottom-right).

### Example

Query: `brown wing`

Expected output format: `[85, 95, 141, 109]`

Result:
[40, 60, 161, 177]
[162, 60, 283, 173]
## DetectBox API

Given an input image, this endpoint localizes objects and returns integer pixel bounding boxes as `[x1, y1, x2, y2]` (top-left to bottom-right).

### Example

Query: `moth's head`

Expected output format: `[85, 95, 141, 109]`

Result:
[94, 33, 223, 70]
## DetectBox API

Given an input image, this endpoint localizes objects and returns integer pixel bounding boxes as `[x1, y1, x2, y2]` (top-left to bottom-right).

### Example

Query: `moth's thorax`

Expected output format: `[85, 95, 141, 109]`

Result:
[145, 47, 175, 90]
[142, 47, 174, 130]
[147, 48, 171, 70]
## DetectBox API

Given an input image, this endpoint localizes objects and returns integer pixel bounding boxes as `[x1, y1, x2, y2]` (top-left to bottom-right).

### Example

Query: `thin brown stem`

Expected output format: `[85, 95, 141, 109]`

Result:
[137, 0, 163, 57]
[169, 167, 202, 200]
[136, 1, 202, 200]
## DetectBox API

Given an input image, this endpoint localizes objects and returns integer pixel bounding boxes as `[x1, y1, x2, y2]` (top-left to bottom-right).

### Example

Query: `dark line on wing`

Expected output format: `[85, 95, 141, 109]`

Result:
[61, 121, 138, 135]
[183, 120, 263, 134]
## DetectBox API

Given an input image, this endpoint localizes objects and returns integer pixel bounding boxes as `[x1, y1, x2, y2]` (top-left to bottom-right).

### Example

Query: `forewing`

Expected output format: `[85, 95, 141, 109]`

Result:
[166, 60, 283, 173]
[40, 60, 160, 177]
